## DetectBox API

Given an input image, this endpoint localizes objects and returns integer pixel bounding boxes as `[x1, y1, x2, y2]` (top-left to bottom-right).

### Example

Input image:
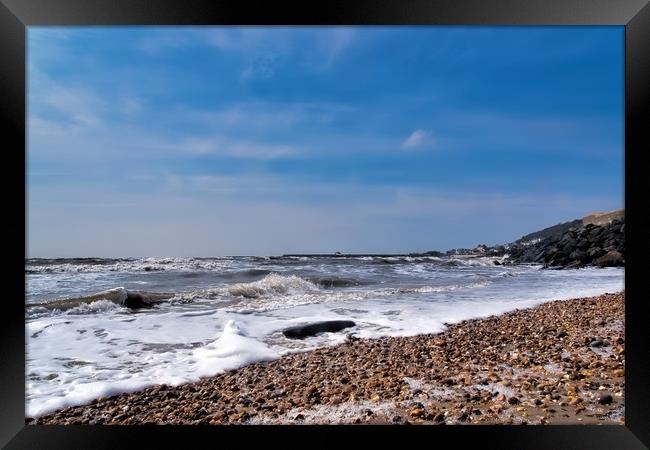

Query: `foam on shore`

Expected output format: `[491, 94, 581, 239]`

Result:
[26, 259, 624, 418]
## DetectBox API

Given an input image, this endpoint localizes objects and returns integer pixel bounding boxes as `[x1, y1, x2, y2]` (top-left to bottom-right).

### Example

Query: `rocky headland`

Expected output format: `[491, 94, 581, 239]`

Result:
[440, 209, 624, 269]
[505, 210, 624, 268]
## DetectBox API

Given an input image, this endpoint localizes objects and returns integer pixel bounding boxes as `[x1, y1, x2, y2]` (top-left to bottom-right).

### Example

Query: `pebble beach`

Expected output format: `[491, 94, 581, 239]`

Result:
[28, 291, 625, 425]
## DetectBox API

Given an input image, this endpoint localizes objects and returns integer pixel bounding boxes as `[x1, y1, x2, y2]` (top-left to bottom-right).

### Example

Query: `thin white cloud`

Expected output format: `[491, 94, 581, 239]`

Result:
[401, 129, 433, 149]
[202, 28, 293, 55]
[180, 101, 357, 131]
[120, 97, 143, 117]
[240, 54, 279, 81]
[168, 136, 298, 159]
[135, 28, 356, 76]
[41, 84, 105, 127]
[317, 28, 356, 68]
[136, 34, 192, 55]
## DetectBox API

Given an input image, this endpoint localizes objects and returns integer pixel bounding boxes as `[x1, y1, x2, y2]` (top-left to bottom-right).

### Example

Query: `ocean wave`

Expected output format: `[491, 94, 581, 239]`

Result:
[26, 298, 126, 319]
[495, 271, 518, 278]
[65, 299, 124, 315]
[26, 287, 174, 315]
[385, 280, 492, 295]
[304, 276, 366, 288]
[26, 270, 500, 318]
[227, 274, 317, 298]
[221, 278, 495, 314]
[25, 255, 508, 275]
[176, 273, 320, 302]
[442, 257, 502, 267]
[25, 257, 237, 274]
[173, 273, 497, 309]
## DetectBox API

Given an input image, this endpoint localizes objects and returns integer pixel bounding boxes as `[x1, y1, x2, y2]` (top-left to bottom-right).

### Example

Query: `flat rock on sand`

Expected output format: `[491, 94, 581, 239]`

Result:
[29, 292, 625, 425]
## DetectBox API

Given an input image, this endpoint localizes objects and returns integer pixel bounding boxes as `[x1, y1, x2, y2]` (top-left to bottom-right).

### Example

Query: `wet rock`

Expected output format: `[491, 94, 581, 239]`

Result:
[283, 320, 356, 339]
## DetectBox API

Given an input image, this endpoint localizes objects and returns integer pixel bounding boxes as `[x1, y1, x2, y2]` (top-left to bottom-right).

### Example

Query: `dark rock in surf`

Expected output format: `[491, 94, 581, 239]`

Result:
[123, 291, 170, 309]
[283, 320, 356, 339]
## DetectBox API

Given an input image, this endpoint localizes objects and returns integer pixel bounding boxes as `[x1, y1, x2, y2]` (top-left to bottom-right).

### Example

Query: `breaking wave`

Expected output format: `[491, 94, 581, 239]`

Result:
[25, 257, 238, 274]
[304, 276, 366, 288]
[26, 287, 174, 316]
[26, 273, 498, 317]
[227, 274, 318, 298]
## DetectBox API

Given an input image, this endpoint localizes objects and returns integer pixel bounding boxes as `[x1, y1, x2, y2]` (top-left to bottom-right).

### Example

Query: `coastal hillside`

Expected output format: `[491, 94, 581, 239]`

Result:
[431, 209, 624, 268]
[583, 209, 624, 226]
[515, 219, 582, 245]
[505, 209, 625, 268]
[515, 209, 624, 245]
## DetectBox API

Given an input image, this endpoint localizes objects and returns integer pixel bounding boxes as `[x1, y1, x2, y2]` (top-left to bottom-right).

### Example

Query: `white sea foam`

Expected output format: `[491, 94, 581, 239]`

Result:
[193, 320, 279, 377]
[26, 316, 279, 417]
[65, 299, 125, 315]
[25, 260, 624, 418]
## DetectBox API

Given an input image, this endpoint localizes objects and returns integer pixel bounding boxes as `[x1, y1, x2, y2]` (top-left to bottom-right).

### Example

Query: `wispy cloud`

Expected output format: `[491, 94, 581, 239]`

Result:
[136, 33, 192, 55]
[120, 97, 143, 117]
[179, 101, 357, 131]
[315, 27, 356, 69]
[202, 28, 293, 55]
[240, 54, 279, 81]
[135, 27, 356, 76]
[41, 84, 105, 127]
[401, 129, 433, 149]
[166, 136, 298, 159]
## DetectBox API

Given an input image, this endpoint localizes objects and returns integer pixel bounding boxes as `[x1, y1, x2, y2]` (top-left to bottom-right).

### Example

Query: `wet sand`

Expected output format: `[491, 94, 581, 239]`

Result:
[28, 292, 625, 425]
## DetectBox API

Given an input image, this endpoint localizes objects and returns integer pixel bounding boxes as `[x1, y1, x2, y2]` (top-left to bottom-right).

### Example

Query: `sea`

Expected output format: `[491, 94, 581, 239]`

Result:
[25, 255, 624, 418]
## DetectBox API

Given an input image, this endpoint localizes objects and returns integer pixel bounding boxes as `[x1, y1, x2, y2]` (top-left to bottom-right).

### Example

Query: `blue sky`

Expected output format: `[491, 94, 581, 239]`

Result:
[27, 26, 624, 257]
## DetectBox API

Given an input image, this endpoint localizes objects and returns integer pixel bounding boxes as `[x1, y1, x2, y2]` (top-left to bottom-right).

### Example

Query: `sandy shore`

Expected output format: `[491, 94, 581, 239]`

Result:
[28, 292, 625, 425]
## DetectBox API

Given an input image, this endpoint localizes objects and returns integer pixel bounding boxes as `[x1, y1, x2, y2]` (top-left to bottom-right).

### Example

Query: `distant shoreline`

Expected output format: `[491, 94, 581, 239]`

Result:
[279, 253, 449, 258]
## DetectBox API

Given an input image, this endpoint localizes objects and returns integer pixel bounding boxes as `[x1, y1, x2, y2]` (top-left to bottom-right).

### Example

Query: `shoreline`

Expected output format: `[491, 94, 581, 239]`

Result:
[29, 291, 625, 425]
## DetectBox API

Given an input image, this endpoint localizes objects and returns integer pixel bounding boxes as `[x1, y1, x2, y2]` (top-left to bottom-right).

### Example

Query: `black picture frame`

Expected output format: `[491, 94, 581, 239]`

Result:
[1, 0, 648, 448]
